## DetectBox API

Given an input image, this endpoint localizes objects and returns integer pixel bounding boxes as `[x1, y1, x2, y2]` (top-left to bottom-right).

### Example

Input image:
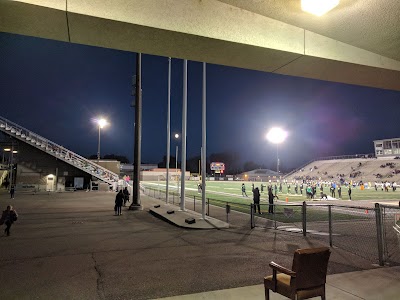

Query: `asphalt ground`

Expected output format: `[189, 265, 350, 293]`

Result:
[0, 189, 383, 300]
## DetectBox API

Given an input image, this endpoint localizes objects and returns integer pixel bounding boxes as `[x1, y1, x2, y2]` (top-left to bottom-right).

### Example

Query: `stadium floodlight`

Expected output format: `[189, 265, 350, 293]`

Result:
[301, 0, 339, 16]
[266, 127, 288, 173]
[95, 118, 108, 160]
[174, 133, 179, 139]
[97, 118, 108, 129]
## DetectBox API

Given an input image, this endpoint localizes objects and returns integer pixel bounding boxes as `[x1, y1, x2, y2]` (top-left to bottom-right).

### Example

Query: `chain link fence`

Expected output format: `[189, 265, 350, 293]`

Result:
[381, 204, 400, 265]
[142, 186, 400, 266]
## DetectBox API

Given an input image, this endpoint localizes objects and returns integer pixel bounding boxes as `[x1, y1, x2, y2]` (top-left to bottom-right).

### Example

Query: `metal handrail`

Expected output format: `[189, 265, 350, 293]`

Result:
[0, 115, 119, 184]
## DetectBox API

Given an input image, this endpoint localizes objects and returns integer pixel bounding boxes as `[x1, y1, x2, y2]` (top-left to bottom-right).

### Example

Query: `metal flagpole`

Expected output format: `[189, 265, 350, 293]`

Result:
[180, 59, 187, 211]
[176, 145, 179, 194]
[201, 62, 207, 219]
[166, 57, 171, 203]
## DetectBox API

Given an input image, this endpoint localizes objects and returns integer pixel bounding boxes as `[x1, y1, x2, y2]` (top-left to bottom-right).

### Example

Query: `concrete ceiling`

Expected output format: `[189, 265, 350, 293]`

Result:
[0, 0, 399, 91]
[219, 0, 400, 61]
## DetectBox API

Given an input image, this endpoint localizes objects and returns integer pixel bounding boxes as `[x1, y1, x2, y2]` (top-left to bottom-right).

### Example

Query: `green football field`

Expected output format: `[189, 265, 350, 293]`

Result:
[142, 180, 400, 223]
[142, 180, 400, 205]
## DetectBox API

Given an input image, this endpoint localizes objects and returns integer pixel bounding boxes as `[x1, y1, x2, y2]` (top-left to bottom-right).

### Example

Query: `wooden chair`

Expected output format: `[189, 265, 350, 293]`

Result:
[264, 247, 331, 300]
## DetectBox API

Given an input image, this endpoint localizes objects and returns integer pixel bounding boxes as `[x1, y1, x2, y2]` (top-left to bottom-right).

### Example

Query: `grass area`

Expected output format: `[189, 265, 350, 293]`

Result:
[142, 181, 372, 223]
[143, 180, 400, 203]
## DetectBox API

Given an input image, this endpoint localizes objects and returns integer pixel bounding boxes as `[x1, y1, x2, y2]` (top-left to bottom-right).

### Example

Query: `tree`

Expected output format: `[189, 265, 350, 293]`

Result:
[243, 161, 260, 172]
[158, 155, 180, 169]
[186, 155, 201, 174]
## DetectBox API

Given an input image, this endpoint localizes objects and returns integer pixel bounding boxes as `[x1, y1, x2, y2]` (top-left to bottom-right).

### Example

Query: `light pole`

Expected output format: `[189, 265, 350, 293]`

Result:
[96, 118, 108, 160]
[266, 127, 288, 173]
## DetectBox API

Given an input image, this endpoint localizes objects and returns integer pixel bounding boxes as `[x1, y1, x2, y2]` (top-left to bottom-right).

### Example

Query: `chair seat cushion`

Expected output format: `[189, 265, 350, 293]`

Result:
[264, 274, 292, 297]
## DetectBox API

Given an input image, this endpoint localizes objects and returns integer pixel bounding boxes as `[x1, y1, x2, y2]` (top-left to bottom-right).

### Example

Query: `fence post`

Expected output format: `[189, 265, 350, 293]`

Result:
[274, 204, 277, 229]
[226, 203, 230, 224]
[302, 201, 307, 237]
[328, 205, 333, 247]
[375, 203, 385, 266]
[194, 196, 196, 211]
[173, 192, 175, 205]
[250, 204, 254, 229]
[206, 198, 209, 216]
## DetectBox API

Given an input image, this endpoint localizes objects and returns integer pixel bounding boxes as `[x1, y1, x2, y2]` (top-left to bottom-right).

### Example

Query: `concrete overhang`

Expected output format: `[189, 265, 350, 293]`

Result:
[1, 0, 399, 91]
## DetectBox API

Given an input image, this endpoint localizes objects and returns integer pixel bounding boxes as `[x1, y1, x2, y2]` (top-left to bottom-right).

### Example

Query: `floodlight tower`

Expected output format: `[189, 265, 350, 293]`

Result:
[96, 118, 108, 160]
[266, 127, 288, 173]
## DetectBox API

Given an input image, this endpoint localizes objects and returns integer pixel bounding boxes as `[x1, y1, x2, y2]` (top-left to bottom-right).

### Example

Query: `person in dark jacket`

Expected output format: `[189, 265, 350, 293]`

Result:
[0, 205, 18, 236]
[253, 187, 261, 214]
[348, 185, 352, 200]
[10, 185, 15, 199]
[338, 185, 342, 199]
[115, 190, 124, 215]
[123, 187, 130, 206]
[268, 186, 274, 214]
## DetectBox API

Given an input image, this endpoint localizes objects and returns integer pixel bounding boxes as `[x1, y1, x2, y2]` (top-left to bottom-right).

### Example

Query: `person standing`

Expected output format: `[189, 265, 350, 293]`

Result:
[253, 187, 261, 214]
[348, 185, 352, 200]
[338, 185, 342, 199]
[268, 186, 274, 214]
[332, 182, 336, 198]
[0, 205, 18, 236]
[10, 185, 15, 199]
[115, 190, 124, 215]
[241, 183, 248, 197]
[274, 184, 279, 199]
[123, 187, 130, 206]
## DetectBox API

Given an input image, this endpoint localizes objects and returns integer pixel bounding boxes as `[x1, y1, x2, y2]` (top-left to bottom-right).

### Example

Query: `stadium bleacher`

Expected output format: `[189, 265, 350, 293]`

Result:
[285, 156, 400, 184]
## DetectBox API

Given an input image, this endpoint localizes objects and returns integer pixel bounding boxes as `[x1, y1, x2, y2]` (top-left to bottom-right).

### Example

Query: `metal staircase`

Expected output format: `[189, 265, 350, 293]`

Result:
[0, 116, 119, 185]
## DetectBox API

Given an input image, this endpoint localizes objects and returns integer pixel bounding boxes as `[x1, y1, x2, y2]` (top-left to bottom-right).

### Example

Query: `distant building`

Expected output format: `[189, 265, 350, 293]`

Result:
[119, 163, 158, 177]
[239, 169, 281, 182]
[374, 138, 400, 157]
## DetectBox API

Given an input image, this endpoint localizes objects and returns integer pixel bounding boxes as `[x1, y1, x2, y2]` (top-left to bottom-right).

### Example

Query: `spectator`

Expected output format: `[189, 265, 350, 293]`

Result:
[115, 190, 124, 215]
[123, 187, 130, 206]
[0, 205, 18, 236]
[10, 185, 15, 199]
[253, 187, 261, 214]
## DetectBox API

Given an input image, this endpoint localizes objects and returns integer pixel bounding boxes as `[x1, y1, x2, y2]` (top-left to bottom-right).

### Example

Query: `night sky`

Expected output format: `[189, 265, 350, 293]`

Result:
[1, 32, 399, 171]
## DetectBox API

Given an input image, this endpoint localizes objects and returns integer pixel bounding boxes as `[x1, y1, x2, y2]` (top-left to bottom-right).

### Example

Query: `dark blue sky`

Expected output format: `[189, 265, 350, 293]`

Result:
[1, 32, 399, 170]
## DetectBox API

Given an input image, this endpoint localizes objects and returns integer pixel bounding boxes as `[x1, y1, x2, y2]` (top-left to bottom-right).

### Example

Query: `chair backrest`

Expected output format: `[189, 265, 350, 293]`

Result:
[291, 247, 331, 290]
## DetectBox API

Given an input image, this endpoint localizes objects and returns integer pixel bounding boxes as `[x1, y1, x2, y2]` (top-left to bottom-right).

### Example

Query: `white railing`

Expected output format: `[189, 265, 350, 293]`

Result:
[0, 116, 119, 185]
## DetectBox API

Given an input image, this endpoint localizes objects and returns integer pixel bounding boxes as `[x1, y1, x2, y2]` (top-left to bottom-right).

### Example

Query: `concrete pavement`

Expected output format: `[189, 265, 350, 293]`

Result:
[155, 266, 400, 299]
[0, 189, 398, 299]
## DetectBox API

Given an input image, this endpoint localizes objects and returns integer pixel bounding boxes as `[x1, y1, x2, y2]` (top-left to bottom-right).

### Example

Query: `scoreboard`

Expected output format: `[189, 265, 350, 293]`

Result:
[210, 162, 225, 173]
